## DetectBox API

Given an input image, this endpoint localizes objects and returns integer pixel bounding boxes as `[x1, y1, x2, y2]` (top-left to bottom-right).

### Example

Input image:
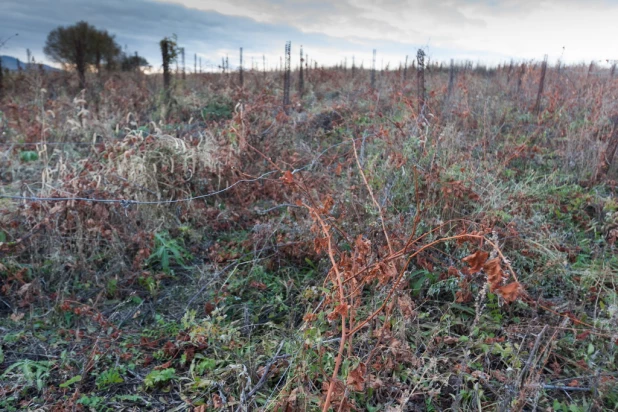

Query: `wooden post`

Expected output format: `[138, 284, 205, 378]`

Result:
[595, 115, 618, 182]
[239, 47, 243, 87]
[371, 49, 376, 89]
[283, 41, 291, 112]
[417, 49, 426, 118]
[534, 55, 548, 115]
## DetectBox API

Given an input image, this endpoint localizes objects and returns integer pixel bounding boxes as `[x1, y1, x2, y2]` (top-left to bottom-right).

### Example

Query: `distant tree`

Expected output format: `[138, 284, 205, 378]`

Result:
[91, 29, 121, 74]
[43, 21, 121, 88]
[120, 53, 150, 72]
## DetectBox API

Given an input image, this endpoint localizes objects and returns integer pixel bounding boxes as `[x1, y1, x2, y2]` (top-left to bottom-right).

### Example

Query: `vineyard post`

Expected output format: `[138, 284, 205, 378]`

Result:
[239, 47, 243, 88]
[371, 49, 376, 89]
[595, 115, 618, 182]
[534, 55, 548, 115]
[160, 37, 174, 102]
[283, 41, 291, 113]
[181, 47, 185, 80]
[417, 49, 426, 119]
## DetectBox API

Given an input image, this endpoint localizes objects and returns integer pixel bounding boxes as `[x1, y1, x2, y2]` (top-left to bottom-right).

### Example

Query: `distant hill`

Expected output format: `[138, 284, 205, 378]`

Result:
[0, 55, 61, 72]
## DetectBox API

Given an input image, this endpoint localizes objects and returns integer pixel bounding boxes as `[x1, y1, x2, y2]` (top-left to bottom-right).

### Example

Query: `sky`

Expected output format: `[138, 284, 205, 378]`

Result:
[0, 0, 617, 71]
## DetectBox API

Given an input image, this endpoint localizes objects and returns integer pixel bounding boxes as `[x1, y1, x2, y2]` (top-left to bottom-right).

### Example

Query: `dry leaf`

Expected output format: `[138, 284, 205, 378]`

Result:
[462, 250, 489, 274]
[483, 257, 505, 291]
[327, 303, 349, 321]
[154, 360, 172, 370]
[212, 393, 223, 408]
[397, 295, 416, 319]
[347, 363, 366, 391]
[10, 312, 25, 322]
[443, 336, 459, 345]
[496, 282, 522, 303]
[281, 170, 294, 184]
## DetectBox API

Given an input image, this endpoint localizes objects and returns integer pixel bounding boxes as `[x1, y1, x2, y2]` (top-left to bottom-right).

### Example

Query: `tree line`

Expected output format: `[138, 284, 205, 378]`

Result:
[42, 21, 149, 88]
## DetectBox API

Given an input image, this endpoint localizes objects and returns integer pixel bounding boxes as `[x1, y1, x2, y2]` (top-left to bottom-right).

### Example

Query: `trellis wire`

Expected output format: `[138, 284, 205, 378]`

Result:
[0, 138, 360, 206]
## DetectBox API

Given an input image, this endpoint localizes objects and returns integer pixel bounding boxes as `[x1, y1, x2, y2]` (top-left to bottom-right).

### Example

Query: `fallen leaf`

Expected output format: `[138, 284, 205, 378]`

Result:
[154, 360, 172, 370]
[212, 393, 223, 408]
[10, 312, 25, 322]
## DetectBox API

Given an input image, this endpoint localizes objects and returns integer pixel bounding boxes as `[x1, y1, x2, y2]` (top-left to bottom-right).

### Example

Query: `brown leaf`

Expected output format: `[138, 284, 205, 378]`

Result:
[327, 303, 349, 321]
[483, 258, 505, 291]
[287, 387, 302, 403]
[397, 295, 416, 319]
[335, 163, 343, 176]
[154, 360, 172, 370]
[347, 363, 366, 391]
[204, 302, 216, 316]
[17, 282, 32, 297]
[456, 278, 473, 303]
[443, 336, 459, 345]
[455, 289, 473, 303]
[10, 312, 25, 322]
[491, 370, 507, 383]
[462, 250, 489, 274]
[249, 281, 267, 290]
[212, 393, 223, 409]
[320, 196, 334, 214]
[281, 170, 294, 185]
[496, 282, 522, 303]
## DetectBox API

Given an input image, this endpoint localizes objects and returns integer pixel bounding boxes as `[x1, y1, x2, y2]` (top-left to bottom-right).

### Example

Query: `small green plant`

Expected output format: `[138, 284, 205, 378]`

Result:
[19, 151, 39, 162]
[78, 395, 106, 410]
[59, 374, 82, 388]
[146, 231, 191, 274]
[138, 272, 159, 296]
[1, 359, 54, 391]
[552, 399, 592, 412]
[408, 269, 438, 296]
[96, 368, 124, 389]
[144, 368, 176, 389]
[201, 99, 233, 122]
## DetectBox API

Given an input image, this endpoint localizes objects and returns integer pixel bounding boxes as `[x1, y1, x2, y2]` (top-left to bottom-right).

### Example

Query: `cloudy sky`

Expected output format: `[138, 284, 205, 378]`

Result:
[1, 0, 617, 71]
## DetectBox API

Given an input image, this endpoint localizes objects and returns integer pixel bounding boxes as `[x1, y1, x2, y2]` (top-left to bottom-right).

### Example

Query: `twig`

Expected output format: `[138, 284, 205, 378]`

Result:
[245, 341, 287, 400]
[518, 325, 548, 386]
[351, 137, 393, 255]
[539, 384, 592, 392]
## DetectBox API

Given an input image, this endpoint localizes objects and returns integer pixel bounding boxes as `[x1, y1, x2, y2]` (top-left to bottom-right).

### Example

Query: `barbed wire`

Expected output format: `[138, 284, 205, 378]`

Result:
[0, 138, 360, 207]
[0, 141, 101, 146]
[0, 171, 278, 206]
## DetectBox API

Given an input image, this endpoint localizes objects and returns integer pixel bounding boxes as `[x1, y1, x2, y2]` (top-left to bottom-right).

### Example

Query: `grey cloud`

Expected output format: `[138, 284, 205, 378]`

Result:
[0, 0, 547, 70]
[0, 0, 375, 68]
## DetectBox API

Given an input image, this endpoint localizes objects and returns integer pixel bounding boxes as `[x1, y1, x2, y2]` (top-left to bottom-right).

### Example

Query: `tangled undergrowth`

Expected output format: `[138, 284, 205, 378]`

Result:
[1, 64, 617, 411]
